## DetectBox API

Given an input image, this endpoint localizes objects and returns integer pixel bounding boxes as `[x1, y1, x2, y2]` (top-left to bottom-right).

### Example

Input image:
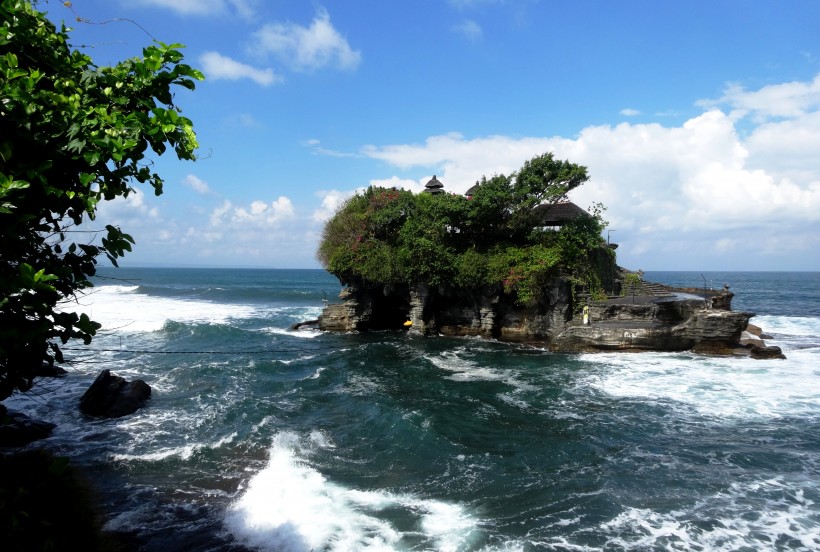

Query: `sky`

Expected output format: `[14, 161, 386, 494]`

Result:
[42, 0, 820, 271]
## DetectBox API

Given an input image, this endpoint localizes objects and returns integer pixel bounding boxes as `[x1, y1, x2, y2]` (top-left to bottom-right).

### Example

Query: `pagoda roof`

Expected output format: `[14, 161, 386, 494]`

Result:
[423, 175, 445, 194]
[532, 202, 589, 226]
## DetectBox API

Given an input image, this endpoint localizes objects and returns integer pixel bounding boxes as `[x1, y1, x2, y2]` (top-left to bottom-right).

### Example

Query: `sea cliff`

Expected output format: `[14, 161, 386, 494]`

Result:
[317, 275, 765, 356]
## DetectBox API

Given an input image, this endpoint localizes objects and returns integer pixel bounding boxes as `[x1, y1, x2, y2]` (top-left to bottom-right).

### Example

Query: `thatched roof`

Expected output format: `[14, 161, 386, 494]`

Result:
[465, 181, 480, 197]
[532, 202, 589, 226]
[423, 175, 445, 194]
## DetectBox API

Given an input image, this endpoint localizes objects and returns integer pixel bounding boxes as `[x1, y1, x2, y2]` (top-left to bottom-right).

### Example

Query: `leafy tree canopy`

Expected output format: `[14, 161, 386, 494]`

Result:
[0, 0, 202, 400]
[317, 153, 610, 305]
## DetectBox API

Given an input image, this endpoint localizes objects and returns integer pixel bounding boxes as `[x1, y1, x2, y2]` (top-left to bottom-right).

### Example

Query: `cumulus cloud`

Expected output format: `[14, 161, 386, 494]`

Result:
[368, 176, 427, 195]
[361, 74, 820, 269]
[312, 189, 362, 222]
[209, 197, 295, 228]
[362, 132, 554, 193]
[251, 8, 361, 72]
[95, 188, 159, 225]
[199, 52, 279, 86]
[698, 74, 820, 120]
[90, 73, 820, 270]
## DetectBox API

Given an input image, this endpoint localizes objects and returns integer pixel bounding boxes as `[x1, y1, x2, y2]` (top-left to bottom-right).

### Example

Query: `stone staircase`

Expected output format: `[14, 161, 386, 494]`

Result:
[631, 280, 676, 296]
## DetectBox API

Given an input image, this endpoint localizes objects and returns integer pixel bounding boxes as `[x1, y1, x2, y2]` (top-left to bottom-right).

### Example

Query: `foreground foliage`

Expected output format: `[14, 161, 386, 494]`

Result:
[0, 0, 202, 400]
[318, 153, 609, 306]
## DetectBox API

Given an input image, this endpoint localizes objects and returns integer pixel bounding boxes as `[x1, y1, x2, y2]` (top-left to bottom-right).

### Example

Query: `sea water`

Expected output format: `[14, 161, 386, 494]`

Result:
[5, 268, 819, 551]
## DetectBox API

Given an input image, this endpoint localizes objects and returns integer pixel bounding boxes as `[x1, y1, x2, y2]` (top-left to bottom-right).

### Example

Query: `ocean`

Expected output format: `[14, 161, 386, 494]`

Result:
[5, 268, 819, 551]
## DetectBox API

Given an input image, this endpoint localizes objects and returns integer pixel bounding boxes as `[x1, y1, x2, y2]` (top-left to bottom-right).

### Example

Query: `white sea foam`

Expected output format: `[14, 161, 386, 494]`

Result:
[579, 315, 820, 420]
[225, 431, 479, 552]
[426, 349, 537, 392]
[582, 346, 820, 420]
[754, 314, 820, 339]
[263, 327, 323, 339]
[583, 477, 820, 551]
[111, 431, 239, 462]
[63, 284, 259, 333]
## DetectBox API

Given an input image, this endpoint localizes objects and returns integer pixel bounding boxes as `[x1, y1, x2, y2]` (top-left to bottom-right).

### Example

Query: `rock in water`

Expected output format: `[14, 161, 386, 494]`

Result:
[79, 369, 151, 418]
[749, 345, 787, 360]
[0, 405, 56, 446]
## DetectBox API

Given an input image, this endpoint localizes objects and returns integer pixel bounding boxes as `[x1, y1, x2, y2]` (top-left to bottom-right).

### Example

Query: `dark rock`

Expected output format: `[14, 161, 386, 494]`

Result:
[289, 319, 319, 331]
[79, 370, 151, 418]
[549, 304, 753, 354]
[0, 405, 56, 447]
[749, 345, 787, 360]
[319, 273, 757, 357]
[33, 362, 68, 378]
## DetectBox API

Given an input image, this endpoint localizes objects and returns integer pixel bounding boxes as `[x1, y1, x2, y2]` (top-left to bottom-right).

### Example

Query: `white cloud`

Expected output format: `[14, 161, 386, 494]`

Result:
[312, 189, 362, 222]
[698, 74, 820, 120]
[199, 52, 279, 86]
[362, 132, 554, 193]
[183, 174, 211, 194]
[360, 73, 820, 270]
[92, 74, 820, 270]
[620, 108, 640, 116]
[251, 8, 362, 72]
[369, 176, 427, 195]
[454, 19, 483, 41]
[303, 139, 361, 158]
[132, 0, 257, 18]
[95, 188, 159, 224]
[209, 197, 295, 228]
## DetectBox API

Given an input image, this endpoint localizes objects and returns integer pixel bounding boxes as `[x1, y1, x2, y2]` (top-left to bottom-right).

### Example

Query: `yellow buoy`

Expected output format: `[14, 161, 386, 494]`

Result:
[403, 320, 413, 327]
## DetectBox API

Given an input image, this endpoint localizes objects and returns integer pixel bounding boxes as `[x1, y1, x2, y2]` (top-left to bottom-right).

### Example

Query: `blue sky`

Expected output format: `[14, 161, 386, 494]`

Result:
[46, 0, 820, 270]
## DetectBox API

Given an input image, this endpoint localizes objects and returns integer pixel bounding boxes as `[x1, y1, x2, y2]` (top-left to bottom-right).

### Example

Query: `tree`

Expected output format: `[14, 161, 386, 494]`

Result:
[0, 1, 203, 400]
[317, 153, 609, 305]
[509, 153, 589, 239]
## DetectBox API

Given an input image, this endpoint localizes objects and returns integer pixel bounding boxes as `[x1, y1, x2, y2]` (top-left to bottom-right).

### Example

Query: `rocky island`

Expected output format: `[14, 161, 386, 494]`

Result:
[314, 153, 779, 358]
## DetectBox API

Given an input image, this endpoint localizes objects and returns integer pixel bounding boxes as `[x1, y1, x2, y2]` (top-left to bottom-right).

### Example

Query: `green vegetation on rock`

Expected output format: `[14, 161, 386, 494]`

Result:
[317, 153, 611, 305]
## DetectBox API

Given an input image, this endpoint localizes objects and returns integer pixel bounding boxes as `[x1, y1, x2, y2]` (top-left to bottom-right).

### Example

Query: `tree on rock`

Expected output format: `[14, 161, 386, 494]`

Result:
[0, 1, 203, 400]
[317, 153, 609, 306]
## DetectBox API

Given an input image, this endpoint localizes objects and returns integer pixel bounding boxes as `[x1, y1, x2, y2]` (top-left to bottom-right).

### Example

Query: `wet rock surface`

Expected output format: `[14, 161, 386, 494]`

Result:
[316, 277, 766, 356]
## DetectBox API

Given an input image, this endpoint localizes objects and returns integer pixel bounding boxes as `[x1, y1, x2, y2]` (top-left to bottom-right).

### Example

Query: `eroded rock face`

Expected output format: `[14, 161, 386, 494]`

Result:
[549, 305, 753, 354]
[318, 300, 370, 332]
[680, 310, 756, 354]
[79, 369, 151, 418]
[318, 276, 758, 356]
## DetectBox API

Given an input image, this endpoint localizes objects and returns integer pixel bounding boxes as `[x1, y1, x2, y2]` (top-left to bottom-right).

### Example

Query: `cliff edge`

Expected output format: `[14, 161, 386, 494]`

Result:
[317, 276, 764, 356]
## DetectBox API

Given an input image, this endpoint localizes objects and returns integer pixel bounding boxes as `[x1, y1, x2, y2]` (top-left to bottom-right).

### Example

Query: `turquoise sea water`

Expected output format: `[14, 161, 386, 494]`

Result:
[5, 268, 820, 551]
